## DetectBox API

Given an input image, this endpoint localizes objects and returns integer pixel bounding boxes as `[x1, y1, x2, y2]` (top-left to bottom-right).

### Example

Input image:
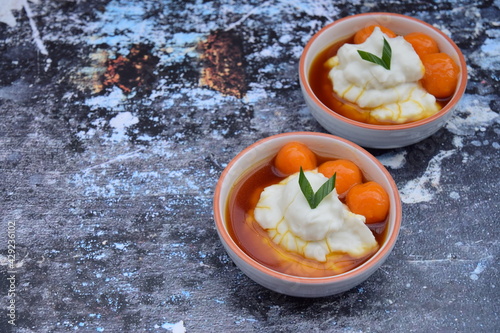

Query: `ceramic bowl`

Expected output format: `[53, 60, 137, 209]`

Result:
[299, 12, 467, 149]
[213, 132, 402, 297]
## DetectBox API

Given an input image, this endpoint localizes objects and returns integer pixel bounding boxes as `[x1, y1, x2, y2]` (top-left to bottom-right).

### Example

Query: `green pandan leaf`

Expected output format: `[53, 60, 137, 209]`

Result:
[298, 167, 337, 209]
[357, 37, 392, 70]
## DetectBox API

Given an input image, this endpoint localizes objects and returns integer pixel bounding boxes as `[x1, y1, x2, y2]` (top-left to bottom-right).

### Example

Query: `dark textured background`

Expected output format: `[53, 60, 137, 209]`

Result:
[0, 0, 498, 332]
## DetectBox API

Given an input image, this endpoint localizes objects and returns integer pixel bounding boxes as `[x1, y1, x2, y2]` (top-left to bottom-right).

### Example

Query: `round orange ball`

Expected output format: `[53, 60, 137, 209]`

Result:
[420, 53, 459, 99]
[404, 32, 439, 58]
[318, 159, 363, 195]
[346, 181, 390, 224]
[274, 142, 317, 176]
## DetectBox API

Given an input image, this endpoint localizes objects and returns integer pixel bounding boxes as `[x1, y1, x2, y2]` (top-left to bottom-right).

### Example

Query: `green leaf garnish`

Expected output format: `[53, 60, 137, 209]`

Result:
[298, 167, 337, 209]
[357, 37, 392, 70]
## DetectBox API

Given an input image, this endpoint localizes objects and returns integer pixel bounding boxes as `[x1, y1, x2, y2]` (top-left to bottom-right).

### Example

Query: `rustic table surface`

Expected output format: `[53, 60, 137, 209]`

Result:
[1, 0, 499, 332]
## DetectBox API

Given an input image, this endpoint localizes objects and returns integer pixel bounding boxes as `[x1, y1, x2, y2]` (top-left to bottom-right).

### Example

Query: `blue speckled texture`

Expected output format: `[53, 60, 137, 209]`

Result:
[0, 0, 498, 332]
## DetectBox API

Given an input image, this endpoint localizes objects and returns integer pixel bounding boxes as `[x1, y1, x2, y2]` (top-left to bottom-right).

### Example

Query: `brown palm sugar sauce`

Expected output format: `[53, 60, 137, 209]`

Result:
[308, 36, 451, 125]
[226, 154, 388, 278]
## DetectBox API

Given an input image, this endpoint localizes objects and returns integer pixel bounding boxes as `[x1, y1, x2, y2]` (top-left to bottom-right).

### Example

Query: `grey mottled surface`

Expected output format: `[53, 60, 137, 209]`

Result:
[0, 0, 499, 332]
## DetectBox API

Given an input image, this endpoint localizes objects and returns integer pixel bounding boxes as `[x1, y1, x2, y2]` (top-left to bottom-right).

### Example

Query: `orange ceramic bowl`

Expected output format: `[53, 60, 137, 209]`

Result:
[213, 132, 402, 297]
[299, 13, 467, 149]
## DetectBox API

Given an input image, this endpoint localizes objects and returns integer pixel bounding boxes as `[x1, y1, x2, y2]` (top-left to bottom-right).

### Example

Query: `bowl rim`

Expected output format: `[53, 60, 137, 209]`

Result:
[299, 12, 468, 131]
[213, 131, 402, 284]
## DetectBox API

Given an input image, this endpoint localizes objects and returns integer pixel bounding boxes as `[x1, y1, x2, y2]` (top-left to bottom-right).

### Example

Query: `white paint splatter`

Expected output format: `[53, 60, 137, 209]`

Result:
[475, 32, 500, 69]
[160, 86, 238, 109]
[0, 0, 48, 54]
[113, 243, 127, 250]
[225, 0, 273, 31]
[85, 86, 126, 110]
[377, 151, 407, 169]
[86, 1, 158, 55]
[22, 0, 48, 55]
[469, 261, 487, 281]
[160, 320, 186, 333]
[82, 149, 145, 174]
[287, 0, 340, 22]
[452, 136, 464, 149]
[109, 112, 139, 141]
[471, 140, 482, 147]
[446, 94, 499, 136]
[399, 150, 455, 204]
[0, 0, 25, 27]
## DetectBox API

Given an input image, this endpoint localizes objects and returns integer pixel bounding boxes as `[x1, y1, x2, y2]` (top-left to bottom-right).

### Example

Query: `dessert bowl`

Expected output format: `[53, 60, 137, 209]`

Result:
[213, 132, 402, 297]
[299, 12, 467, 149]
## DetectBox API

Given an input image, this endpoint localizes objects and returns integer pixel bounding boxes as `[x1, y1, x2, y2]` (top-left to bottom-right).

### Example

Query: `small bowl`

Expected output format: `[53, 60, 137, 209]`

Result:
[299, 12, 467, 149]
[213, 132, 402, 297]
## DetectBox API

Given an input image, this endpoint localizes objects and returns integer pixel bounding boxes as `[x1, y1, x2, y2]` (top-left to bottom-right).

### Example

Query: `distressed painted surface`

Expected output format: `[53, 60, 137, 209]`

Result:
[0, 0, 499, 332]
